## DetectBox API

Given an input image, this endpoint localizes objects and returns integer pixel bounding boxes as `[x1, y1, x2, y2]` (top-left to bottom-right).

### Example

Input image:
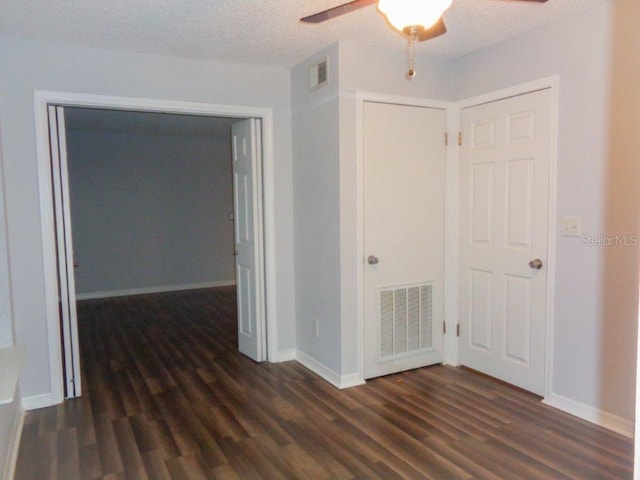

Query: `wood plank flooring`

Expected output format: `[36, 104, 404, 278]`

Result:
[15, 287, 633, 479]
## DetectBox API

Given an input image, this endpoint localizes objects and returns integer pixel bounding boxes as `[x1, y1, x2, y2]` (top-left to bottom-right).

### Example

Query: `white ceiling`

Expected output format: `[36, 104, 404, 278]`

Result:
[0, 0, 608, 68]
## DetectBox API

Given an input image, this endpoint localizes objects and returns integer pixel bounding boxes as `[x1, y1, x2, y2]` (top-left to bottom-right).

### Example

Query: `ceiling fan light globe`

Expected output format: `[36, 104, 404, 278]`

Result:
[378, 0, 452, 32]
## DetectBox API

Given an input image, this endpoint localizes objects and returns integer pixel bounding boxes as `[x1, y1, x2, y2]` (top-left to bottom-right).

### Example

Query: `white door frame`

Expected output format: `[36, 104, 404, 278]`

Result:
[34, 90, 279, 404]
[355, 91, 457, 383]
[450, 75, 560, 400]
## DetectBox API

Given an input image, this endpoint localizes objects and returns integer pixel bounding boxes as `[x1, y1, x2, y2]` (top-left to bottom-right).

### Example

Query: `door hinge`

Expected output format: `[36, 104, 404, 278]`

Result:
[444, 132, 449, 146]
[457, 132, 463, 146]
[456, 324, 460, 337]
[443, 321, 446, 334]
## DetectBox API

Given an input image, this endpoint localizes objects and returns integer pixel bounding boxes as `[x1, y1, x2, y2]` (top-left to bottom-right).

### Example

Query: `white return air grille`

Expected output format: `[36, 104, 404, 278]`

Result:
[379, 283, 433, 359]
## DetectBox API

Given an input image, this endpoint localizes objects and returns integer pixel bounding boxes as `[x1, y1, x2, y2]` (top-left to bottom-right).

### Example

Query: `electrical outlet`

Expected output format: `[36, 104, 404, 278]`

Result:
[562, 216, 581, 237]
[312, 319, 319, 337]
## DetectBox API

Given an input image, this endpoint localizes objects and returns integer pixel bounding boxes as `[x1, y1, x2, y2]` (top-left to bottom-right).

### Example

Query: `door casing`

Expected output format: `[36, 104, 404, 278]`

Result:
[34, 90, 279, 405]
[362, 101, 447, 378]
[458, 88, 553, 395]
[450, 76, 559, 400]
[355, 92, 457, 383]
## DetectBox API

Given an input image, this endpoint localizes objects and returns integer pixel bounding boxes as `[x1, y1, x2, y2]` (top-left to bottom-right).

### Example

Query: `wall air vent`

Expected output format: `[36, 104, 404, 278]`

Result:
[309, 58, 328, 91]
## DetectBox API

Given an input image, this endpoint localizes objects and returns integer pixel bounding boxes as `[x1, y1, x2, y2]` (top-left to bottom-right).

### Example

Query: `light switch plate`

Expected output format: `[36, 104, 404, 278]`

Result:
[562, 216, 581, 236]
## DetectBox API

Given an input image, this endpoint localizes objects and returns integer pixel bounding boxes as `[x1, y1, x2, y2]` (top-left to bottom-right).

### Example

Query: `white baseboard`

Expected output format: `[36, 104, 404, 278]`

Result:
[339, 372, 367, 389]
[3, 403, 24, 480]
[543, 392, 634, 438]
[76, 280, 237, 300]
[294, 350, 365, 389]
[277, 349, 297, 362]
[22, 393, 55, 411]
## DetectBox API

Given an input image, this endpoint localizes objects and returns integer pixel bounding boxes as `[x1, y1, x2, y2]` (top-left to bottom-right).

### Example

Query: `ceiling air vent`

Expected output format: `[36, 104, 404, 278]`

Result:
[309, 58, 328, 91]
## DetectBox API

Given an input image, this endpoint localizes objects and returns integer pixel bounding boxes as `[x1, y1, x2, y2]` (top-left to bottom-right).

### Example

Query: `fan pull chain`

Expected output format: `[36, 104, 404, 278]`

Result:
[406, 26, 417, 80]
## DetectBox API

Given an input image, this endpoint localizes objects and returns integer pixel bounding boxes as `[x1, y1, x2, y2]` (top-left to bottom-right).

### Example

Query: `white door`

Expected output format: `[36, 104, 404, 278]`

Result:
[363, 101, 446, 379]
[231, 119, 266, 362]
[458, 89, 552, 395]
[48, 105, 82, 398]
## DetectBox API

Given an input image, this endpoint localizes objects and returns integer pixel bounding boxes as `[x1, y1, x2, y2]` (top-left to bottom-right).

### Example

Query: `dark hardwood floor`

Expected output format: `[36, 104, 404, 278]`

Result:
[15, 287, 633, 479]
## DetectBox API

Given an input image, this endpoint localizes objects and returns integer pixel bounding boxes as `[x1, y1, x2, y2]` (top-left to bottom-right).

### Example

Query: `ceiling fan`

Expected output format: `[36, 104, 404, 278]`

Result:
[301, 0, 549, 79]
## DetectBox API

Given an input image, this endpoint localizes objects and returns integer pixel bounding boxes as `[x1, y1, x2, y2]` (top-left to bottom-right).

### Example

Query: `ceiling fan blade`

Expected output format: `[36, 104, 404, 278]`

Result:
[416, 17, 447, 42]
[300, 0, 378, 24]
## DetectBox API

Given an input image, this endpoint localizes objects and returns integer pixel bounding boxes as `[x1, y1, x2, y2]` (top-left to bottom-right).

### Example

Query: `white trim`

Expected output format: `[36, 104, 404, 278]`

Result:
[354, 91, 451, 110]
[295, 350, 365, 389]
[259, 112, 279, 364]
[544, 393, 634, 438]
[22, 393, 54, 411]
[49, 106, 81, 398]
[75, 281, 237, 301]
[34, 96, 64, 405]
[34, 91, 273, 118]
[277, 349, 297, 362]
[338, 372, 366, 389]
[455, 76, 558, 110]
[34, 90, 279, 406]
[253, 119, 268, 361]
[544, 77, 560, 402]
[452, 75, 560, 397]
[355, 92, 366, 382]
[0, 346, 24, 406]
[355, 91, 451, 381]
[295, 350, 342, 388]
[1, 400, 24, 480]
[444, 101, 461, 366]
[57, 106, 82, 398]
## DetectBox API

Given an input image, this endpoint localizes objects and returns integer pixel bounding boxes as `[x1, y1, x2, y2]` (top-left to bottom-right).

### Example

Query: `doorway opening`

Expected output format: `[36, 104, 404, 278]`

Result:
[35, 92, 277, 403]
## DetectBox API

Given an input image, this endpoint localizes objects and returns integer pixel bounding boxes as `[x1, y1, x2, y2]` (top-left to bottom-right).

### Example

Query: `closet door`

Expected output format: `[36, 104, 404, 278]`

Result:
[363, 101, 446, 379]
[48, 105, 81, 397]
[458, 89, 552, 395]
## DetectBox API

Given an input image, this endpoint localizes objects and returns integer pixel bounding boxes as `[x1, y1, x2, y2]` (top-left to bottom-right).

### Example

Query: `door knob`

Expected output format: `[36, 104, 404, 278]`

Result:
[367, 255, 379, 265]
[529, 258, 543, 270]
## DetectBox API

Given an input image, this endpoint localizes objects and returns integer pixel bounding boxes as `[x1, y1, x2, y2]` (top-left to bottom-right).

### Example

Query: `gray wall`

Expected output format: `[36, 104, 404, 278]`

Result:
[292, 44, 342, 374]
[67, 126, 235, 297]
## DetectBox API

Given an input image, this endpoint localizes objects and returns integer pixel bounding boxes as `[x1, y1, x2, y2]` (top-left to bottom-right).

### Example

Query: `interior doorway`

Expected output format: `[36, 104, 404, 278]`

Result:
[35, 92, 277, 403]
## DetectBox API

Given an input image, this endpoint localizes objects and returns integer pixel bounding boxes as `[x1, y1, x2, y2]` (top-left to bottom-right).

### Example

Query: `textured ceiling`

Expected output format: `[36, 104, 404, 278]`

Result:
[0, 0, 609, 68]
